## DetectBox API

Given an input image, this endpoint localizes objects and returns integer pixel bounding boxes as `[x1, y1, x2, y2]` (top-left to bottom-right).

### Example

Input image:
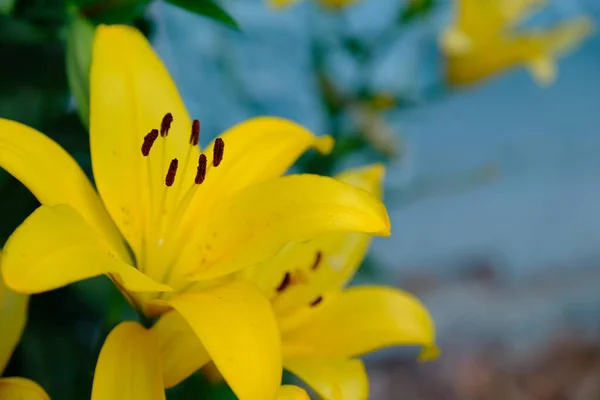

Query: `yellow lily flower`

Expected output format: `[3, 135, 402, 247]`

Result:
[0, 252, 50, 399]
[268, 0, 359, 10]
[154, 164, 437, 399]
[92, 321, 311, 400]
[440, 0, 594, 86]
[0, 25, 390, 399]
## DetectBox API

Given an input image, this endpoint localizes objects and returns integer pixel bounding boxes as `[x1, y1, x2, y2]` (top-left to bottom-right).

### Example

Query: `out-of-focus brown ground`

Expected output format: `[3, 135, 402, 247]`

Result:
[366, 258, 600, 400]
[369, 333, 600, 400]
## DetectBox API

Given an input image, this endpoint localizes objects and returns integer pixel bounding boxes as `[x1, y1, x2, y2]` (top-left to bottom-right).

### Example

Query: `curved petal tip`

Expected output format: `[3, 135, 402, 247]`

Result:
[314, 135, 334, 154]
[419, 344, 441, 362]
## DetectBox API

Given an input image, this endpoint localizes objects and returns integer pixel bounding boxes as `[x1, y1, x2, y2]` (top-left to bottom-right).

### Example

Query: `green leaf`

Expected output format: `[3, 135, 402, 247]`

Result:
[0, 16, 50, 43]
[78, 0, 151, 24]
[167, 0, 240, 31]
[0, 0, 15, 15]
[66, 13, 95, 129]
[399, 0, 436, 24]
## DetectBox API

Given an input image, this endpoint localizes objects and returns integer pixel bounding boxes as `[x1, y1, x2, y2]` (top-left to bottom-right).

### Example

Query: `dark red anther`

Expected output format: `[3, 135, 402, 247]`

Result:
[190, 119, 200, 146]
[160, 113, 173, 137]
[141, 129, 159, 156]
[213, 138, 225, 167]
[276, 272, 291, 293]
[311, 251, 322, 270]
[310, 296, 323, 307]
[165, 158, 179, 187]
[195, 154, 207, 184]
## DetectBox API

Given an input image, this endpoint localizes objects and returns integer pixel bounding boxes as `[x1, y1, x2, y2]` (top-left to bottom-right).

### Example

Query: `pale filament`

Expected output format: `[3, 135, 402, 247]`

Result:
[140, 113, 225, 287]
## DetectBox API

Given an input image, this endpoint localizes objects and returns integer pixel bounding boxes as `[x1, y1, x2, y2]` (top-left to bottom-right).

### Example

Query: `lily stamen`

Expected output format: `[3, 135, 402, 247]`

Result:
[174, 119, 202, 202]
[190, 119, 200, 146]
[159, 157, 178, 222]
[166, 146, 221, 232]
[309, 296, 323, 307]
[276, 272, 292, 293]
[173, 136, 224, 217]
[158, 138, 227, 288]
[165, 158, 178, 187]
[141, 129, 158, 157]
[213, 138, 225, 167]
[138, 114, 227, 285]
[310, 251, 322, 270]
[195, 154, 207, 184]
[160, 113, 173, 137]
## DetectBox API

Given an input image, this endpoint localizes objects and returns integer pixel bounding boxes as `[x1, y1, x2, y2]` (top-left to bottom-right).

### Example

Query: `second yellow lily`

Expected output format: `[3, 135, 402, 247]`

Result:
[0, 25, 390, 399]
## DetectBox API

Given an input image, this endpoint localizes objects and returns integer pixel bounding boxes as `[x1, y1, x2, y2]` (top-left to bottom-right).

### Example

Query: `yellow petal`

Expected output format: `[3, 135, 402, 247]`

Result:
[538, 16, 595, 58]
[0, 252, 28, 373]
[151, 310, 210, 388]
[0, 377, 49, 400]
[0, 118, 128, 260]
[91, 25, 198, 261]
[2, 204, 170, 294]
[282, 286, 436, 359]
[527, 56, 556, 86]
[181, 174, 390, 282]
[284, 357, 368, 400]
[418, 345, 441, 362]
[168, 279, 281, 400]
[452, 0, 545, 40]
[439, 27, 472, 55]
[275, 385, 310, 400]
[92, 321, 165, 400]
[503, 0, 547, 28]
[335, 163, 384, 198]
[246, 164, 385, 315]
[175, 117, 332, 242]
[527, 16, 594, 85]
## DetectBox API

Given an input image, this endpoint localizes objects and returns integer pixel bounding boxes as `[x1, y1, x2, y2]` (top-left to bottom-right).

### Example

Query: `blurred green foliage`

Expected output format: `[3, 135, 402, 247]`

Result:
[400, 0, 436, 23]
[167, 0, 240, 30]
[66, 12, 94, 127]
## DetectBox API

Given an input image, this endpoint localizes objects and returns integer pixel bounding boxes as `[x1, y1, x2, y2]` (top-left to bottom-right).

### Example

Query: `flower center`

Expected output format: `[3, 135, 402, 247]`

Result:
[138, 113, 225, 284]
[274, 250, 325, 310]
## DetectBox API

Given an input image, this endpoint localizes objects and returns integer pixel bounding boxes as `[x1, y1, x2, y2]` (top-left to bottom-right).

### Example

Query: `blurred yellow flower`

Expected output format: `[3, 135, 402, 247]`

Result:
[0, 252, 50, 399]
[268, 0, 359, 10]
[157, 165, 437, 400]
[0, 24, 390, 399]
[440, 0, 595, 86]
